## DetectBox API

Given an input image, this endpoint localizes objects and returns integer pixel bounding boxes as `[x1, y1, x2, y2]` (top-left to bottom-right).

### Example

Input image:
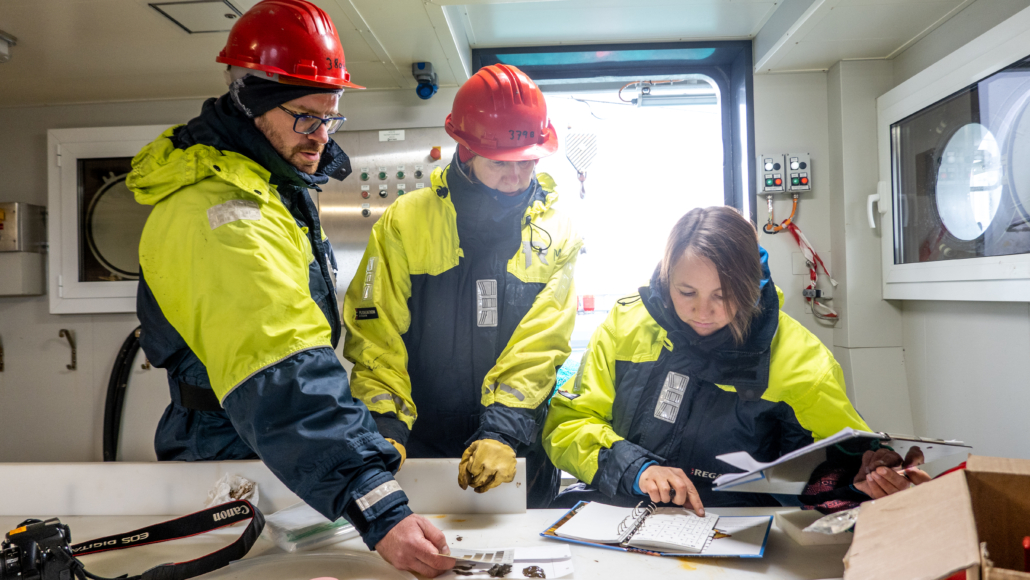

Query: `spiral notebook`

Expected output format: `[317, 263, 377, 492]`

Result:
[541, 501, 772, 558]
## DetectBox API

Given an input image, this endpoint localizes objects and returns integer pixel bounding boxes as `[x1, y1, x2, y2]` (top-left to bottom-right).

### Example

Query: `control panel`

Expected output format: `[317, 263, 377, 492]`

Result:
[758, 154, 785, 194]
[785, 153, 811, 193]
[319, 127, 457, 291]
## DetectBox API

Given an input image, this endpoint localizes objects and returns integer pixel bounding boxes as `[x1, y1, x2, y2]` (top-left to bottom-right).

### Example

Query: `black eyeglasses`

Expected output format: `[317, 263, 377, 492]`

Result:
[277, 105, 347, 135]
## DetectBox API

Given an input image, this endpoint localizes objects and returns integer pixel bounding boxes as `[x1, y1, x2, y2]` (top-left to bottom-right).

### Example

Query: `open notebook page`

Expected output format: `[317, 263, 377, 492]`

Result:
[552, 502, 637, 544]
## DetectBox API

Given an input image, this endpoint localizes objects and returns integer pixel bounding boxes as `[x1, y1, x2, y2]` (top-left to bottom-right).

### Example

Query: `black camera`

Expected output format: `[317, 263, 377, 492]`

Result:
[1, 518, 77, 580]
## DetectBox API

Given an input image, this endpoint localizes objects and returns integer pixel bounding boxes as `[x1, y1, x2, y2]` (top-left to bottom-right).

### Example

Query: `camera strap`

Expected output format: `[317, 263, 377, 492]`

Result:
[69, 499, 264, 580]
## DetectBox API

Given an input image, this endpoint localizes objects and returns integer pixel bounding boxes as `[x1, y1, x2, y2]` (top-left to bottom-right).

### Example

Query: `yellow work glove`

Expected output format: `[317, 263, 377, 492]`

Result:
[386, 438, 406, 470]
[457, 439, 517, 493]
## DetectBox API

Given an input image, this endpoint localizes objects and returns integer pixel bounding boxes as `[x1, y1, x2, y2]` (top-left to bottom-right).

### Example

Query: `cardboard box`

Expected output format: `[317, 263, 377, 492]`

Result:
[844, 455, 1030, 580]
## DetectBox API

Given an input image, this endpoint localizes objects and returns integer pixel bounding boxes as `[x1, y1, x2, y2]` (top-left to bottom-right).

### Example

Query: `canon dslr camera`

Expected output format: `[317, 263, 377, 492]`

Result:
[1, 518, 76, 580]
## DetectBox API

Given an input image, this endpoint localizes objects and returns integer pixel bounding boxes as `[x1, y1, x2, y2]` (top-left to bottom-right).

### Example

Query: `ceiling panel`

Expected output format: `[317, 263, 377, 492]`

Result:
[756, 0, 972, 72]
[0, 0, 397, 106]
[0, 0, 994, 105]
[801, 1, 966, 42]
[349, 0, 462, 86]
[343, 61, 407, 90]
[463, 0, 780, 46]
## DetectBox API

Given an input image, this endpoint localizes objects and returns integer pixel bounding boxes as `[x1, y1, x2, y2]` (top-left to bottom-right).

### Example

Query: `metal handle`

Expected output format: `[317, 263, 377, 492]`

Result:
[59, 329, 76, 371]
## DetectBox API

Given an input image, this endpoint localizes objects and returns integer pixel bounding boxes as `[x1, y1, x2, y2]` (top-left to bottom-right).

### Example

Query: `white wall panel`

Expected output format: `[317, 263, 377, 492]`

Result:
[902, 301, 1030, 460]
[834, 346, 914, 435]
[754, 73, 835, 348]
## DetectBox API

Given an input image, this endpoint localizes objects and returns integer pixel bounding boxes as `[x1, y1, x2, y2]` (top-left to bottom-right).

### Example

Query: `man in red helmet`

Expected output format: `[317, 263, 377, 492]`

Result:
[128, 1, 455, 576]
[343, 64, 582, 508]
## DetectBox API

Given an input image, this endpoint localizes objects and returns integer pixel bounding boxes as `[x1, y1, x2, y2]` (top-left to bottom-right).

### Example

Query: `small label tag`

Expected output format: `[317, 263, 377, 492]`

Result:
[355, 307, 379, 320]
[379, 130, 405, 142]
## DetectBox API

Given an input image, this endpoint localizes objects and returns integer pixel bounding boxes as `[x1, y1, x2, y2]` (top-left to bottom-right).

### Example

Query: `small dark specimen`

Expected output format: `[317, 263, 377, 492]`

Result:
[523, 565, 546, 578]
[453, 563, 475, 576]
[456, 535, 463, 541]
[453, 570, 474, 576]
[488, 563, 513, 578]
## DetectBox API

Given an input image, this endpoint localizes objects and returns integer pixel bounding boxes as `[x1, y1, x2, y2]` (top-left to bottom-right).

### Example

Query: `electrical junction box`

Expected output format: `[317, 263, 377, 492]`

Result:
[0, 202, 46, 253]
[786, 153, 812, 193]
[757, 154, 785, 194]
[0, 202, 47, 296]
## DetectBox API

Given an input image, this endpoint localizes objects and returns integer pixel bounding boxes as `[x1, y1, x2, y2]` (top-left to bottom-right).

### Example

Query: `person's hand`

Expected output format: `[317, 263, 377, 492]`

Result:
[386, 438, 406, 470]
[458, 439, 517, 493]
[637, 465, 705, 516]
[375, 514, 455, 578]
[854, 465, 932, 498]
[853, 448, 903, 484]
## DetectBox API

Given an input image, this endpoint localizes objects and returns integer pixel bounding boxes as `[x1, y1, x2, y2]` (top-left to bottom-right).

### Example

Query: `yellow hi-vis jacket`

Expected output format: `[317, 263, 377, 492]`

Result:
[544, 270, 870, 508]
[343, 162, 582, 457]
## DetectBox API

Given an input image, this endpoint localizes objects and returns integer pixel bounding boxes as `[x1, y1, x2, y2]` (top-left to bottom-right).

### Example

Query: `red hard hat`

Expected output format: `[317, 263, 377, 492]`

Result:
[445, 64, 558, 161]
[216, 0, 363, 90]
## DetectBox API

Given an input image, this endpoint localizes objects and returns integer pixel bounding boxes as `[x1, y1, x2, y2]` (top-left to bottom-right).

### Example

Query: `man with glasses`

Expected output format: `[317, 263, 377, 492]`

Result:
[128, 1, 455, 576]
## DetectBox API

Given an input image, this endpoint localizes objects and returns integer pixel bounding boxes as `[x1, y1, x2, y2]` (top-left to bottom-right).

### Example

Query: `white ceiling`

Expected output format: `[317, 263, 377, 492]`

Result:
[755, 0, 976, 72]
[0, 0, 992, 107]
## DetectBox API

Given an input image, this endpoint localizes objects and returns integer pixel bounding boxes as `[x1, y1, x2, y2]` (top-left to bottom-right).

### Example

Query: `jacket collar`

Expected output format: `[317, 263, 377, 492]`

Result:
[174, 95, 351, 194]
[430, 151, 560, 219]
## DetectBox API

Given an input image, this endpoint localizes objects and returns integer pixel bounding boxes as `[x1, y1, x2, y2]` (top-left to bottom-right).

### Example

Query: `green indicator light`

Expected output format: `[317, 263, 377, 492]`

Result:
[791, 178, 800, 186]
[360, 172, 369, 181]
[378, 171, 387, 180]
[765, 178, 774, 187]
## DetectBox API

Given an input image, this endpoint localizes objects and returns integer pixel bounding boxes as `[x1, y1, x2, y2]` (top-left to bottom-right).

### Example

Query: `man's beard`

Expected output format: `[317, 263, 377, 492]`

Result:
[257, 117, 323, 175]
[286, 144, 323, 174]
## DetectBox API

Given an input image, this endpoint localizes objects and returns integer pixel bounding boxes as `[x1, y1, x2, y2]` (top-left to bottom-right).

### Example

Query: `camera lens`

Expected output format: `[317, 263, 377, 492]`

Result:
[0, 545, 22, 579]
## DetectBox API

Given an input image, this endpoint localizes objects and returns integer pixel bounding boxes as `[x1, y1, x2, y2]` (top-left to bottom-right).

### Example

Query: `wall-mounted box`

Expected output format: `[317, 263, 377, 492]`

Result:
[877, 6, 1030, 302]
[0, 202, 46, 253]
[0, 202, 46, 296]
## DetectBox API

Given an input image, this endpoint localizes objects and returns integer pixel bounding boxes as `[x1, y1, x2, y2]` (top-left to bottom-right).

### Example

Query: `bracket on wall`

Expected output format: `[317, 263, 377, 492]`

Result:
[135, 328, 151, 369]
[59, 329, 76, 371]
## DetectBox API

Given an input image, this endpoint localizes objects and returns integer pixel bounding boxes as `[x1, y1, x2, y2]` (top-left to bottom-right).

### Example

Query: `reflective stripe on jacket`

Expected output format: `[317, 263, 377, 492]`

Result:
[544, 266, 870, 507]
[343, 161, 582, 455]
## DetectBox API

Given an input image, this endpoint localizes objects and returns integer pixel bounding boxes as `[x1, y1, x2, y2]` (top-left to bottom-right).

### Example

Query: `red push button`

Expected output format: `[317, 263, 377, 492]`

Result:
[774, 178, 782, 186]
[430, 146, 442, 161]
[800, 177, 809, 185]
[361, 190, 370, 199]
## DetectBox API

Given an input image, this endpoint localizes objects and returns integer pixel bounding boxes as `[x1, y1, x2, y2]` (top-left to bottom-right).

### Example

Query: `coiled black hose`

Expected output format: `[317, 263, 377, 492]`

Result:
[102, 326, 142, 461]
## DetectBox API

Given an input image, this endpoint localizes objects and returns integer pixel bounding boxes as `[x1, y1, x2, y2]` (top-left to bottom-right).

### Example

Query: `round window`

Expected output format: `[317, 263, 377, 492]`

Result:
[935, 123, 1003, 241]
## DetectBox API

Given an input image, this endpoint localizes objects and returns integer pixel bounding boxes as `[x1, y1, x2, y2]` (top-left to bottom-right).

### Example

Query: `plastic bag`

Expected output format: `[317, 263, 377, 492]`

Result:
[205, 474, 259, 508]
[803, 506, 861, 535]
[263, 502, 359, 552]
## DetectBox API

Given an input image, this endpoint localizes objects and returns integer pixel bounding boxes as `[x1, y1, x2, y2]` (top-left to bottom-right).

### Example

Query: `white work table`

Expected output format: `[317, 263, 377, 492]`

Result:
[0, 508, 849, 579]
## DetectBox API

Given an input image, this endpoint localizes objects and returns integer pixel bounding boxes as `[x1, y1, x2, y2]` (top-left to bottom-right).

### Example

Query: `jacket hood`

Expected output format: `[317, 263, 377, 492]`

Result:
[129, 127, 276, 207]
[639, 245, 780, 399]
